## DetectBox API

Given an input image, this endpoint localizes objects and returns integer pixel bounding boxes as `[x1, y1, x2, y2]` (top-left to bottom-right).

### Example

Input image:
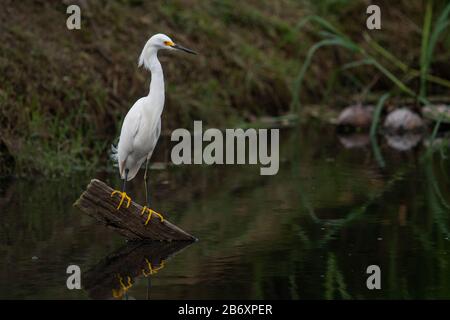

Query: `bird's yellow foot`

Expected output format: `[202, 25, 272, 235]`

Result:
[111, 190, 131, 210]
[118, 274, 133, 291]
[142, 258, 165, 277]
[112, 274, 133, 299]
[140, 206, 164, 225]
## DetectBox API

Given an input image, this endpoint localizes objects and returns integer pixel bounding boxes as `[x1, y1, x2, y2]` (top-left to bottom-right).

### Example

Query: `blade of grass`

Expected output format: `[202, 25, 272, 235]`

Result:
[424, 118, 443, 159]
[323, 59, 374, 103]
[295, 15, 347, 39]
[370, 93, 390, 138]
[364, 32, 450, 90]
[292, 16, 425, 112]
[369, 58, 419, 99]
[427, 2, 450, 62]
[371, 135, 386, 168]
[291, 37, 357, 113]
[420, 0, 434, 99]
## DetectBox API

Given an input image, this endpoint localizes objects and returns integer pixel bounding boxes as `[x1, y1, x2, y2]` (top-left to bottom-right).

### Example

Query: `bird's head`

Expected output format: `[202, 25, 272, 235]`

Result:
[139, 33, 197, 70]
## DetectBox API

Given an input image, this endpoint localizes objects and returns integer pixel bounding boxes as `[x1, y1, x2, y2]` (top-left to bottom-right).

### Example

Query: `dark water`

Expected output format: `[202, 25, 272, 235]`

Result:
[1, 125, 450, 299]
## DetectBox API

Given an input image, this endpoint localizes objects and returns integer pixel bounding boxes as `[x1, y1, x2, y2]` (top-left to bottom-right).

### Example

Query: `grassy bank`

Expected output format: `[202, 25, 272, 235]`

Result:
[0, 0, 449, 176]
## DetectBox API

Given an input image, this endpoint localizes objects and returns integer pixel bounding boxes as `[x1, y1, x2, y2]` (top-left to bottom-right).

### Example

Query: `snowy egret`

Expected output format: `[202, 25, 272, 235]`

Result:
[111, 33, 197, 225]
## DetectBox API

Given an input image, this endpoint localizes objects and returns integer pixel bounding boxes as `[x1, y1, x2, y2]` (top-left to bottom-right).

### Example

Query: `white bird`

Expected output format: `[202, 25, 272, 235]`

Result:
[110, 33, 196, 224]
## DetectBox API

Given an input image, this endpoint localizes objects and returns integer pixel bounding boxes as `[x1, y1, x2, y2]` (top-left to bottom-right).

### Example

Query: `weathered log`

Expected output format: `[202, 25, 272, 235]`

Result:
[74, 179, 196, 241]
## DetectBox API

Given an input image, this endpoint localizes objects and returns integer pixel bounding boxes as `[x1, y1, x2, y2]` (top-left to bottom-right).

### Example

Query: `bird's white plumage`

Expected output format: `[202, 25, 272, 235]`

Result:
[115, 34, 174, 181]
[117, 98, 162, 180]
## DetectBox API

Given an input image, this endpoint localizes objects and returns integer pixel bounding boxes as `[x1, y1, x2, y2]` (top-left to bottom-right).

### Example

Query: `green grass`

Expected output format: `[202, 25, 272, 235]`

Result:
[1, 1, 450, 176]
[290, 15, 432, 114]
[290, 2, 450, 134]
[420, 0, 434, 99]
[420, 1, 450, 99]
[370, 93, 390, 138]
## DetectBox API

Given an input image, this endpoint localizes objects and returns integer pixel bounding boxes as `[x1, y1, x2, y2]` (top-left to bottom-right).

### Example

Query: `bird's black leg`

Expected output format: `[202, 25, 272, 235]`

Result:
[144, 158, 150, 207]
[141, 158, 164, 224]
[122, 169, 129, 193]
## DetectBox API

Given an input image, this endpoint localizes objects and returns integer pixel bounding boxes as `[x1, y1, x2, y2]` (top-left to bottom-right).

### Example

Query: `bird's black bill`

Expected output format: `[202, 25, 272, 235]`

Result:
[173, 44, 197, 55]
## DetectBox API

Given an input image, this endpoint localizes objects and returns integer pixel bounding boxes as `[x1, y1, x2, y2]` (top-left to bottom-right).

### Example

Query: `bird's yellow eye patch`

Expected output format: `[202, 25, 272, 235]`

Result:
[164, 41, 174, 47]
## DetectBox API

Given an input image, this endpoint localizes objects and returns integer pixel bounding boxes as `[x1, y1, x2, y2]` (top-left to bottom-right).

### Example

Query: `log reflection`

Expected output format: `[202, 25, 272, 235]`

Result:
[83, 241, 193, 299]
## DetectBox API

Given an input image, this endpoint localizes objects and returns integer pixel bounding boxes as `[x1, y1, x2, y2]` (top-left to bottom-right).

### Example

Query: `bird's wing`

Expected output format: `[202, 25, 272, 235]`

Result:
[117, 100, 143, 174]
[146, 118, 161, 160]
[154, 118, 161, 144]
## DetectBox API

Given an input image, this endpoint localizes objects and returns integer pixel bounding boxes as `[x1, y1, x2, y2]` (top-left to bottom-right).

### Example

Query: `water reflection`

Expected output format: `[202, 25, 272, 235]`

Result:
[385, 133, 423, 151]
[337, 133, 370, 149]
[338, 132, 424, 152]
[0, 125, 449, 299]
[84, 242, 192, 300]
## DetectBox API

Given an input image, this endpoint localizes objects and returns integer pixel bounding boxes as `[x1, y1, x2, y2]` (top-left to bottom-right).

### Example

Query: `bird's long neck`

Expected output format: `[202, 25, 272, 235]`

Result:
[146, 49, 165, 117]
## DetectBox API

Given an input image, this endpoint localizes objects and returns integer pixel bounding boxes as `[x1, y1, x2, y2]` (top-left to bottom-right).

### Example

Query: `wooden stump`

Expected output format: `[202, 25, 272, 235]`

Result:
[73, 179, 196, 241]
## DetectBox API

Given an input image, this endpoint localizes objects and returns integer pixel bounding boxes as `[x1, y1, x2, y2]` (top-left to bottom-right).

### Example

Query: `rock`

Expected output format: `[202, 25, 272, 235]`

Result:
[422, 104, 450, 123]
[337, 104, 374, 128]
[383, 108, 424, 133]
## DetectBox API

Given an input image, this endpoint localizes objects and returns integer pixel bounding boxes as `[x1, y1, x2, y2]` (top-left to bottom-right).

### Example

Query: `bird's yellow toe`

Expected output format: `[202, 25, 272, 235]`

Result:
[111, 190, 131, 210]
